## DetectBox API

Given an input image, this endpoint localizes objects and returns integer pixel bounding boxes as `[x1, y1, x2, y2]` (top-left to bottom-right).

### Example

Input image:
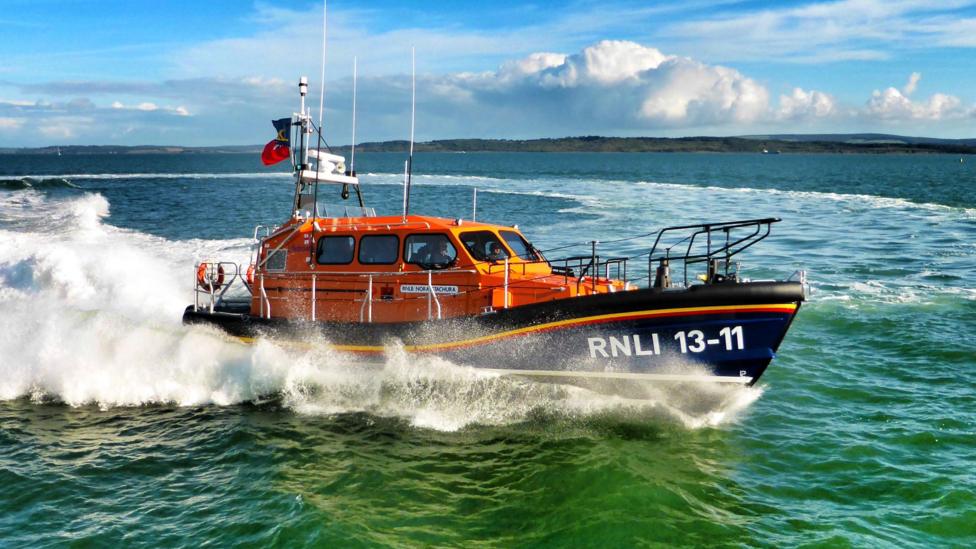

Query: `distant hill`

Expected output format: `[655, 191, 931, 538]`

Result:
[3, 134, 975, 155]
[336, 135, 976, 154]
[739, 133, 976, 147]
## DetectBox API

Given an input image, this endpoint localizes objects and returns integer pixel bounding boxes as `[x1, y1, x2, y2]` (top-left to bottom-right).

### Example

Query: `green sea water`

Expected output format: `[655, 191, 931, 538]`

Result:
[0, 152, 974, 547]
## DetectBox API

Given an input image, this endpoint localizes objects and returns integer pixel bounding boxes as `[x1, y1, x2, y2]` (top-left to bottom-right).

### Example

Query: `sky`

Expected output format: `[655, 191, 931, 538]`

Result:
[1, 0, 975, 146]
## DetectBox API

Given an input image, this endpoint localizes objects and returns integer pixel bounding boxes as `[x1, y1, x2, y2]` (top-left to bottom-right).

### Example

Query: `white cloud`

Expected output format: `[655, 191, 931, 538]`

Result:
[777, 88, 837, 120]
[638, 58, 768, 124]
[903, 72, 921, 95]
[136, 102, 158, 111]
[866, 85, 969, 120]
[428, 41, 771, 131]
[499, 52, 567, 80]
[537, 40, 673, 87]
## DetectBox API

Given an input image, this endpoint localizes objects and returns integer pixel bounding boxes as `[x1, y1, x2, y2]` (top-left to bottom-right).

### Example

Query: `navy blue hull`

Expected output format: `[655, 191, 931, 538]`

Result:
[432, 307, 797, 384]
[183, 282, 803, 385]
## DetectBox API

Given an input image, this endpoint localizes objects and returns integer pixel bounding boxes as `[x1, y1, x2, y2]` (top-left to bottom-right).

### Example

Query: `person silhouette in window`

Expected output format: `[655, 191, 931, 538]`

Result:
[486, 242, 506, 262]
[429, 240, 454, 265]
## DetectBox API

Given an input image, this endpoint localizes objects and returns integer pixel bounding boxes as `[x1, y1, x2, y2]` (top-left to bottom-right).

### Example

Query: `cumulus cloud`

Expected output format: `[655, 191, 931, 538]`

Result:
[865, 73, 972, 121]
[777, 88, 837, 120]
[424, 40, 771, 131]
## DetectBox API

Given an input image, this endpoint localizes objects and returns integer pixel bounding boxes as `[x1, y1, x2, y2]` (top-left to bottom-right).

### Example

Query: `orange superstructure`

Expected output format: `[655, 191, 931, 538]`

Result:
[249, 214, 631, 323]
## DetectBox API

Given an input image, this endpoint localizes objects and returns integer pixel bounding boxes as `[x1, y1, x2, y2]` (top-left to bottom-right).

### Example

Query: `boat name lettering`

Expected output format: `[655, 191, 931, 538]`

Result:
[588, 326, 745, 358]
[400, 284, 459, 295]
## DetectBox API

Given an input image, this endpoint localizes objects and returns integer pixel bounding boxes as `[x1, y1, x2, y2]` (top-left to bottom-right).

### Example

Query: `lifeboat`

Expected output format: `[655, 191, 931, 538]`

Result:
[183, 76, 805, 387]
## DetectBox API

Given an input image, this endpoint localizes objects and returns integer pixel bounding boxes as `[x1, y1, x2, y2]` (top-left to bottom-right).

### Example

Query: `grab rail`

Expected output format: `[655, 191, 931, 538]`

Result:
[647, 217, 780, 286]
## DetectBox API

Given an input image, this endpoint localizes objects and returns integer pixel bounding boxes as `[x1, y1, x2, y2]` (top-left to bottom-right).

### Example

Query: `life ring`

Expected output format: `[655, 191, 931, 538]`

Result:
[196, 262, 225, 292]
[245, 264, 256, 285]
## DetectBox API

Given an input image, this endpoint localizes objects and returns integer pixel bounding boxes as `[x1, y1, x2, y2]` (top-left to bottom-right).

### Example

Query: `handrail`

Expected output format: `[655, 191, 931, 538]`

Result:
[260, 274, 270, 319]
[258, 268, 478, 278]
[647, 217, 780, 286]
[427, 271, 442, 319]
[193, 262, 241, 313]
[309, 218, 432, 231]
[359, 275, 373, 322]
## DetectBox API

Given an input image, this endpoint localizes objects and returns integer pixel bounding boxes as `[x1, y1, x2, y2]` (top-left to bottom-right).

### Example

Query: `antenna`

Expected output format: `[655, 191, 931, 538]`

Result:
[410, 47, 416, 161]
[402, 47, 416, 222]
[350, 56, 357, 174]
[401, 160, 409, 221]
[317, 0, 327, 131]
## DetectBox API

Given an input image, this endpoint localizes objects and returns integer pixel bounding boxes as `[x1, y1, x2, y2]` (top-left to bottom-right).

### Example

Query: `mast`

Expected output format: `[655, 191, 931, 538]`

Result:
[313, 0, 327, 219]
[349, 56, 365, 208]
[293, 76, 309, 215]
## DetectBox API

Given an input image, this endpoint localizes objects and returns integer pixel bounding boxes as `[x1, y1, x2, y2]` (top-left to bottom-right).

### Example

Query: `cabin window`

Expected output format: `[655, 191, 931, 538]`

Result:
[317, 236, 355, 265]
[404, 234, 457, 268]
[500, 230, 542, 261]
[265, 249, 287, 271]
[359, 235, 399, 264]
[460, 230, 509, 262]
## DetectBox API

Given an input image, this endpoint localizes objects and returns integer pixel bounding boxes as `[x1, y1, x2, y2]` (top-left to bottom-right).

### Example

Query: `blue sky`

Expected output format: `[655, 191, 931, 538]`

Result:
[2, 0, 975, 146]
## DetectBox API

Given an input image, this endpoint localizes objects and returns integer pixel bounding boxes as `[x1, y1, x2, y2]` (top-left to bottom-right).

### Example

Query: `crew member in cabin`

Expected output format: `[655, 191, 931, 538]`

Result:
[429, 240, 454, 265]
[487, 242, 506, 262]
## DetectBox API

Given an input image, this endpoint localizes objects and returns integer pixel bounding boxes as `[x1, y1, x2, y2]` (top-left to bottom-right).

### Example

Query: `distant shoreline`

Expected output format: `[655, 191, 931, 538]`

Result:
[4, 134, 976, 155]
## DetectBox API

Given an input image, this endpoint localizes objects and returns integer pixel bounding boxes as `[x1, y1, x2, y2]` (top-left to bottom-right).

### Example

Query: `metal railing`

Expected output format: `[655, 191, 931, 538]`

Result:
[316, 202, 376, 218]
[192, 262, 243, 314]
[195, 264, 479, 322]
[647, 217, 780, 287]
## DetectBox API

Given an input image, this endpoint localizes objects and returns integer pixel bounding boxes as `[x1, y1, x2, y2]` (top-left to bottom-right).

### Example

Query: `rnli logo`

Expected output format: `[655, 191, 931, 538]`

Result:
[588, 334, 661, 357]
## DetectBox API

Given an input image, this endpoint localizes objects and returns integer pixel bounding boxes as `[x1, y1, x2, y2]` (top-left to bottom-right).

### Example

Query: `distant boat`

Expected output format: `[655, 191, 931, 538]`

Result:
[57, 147, 62, 157]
